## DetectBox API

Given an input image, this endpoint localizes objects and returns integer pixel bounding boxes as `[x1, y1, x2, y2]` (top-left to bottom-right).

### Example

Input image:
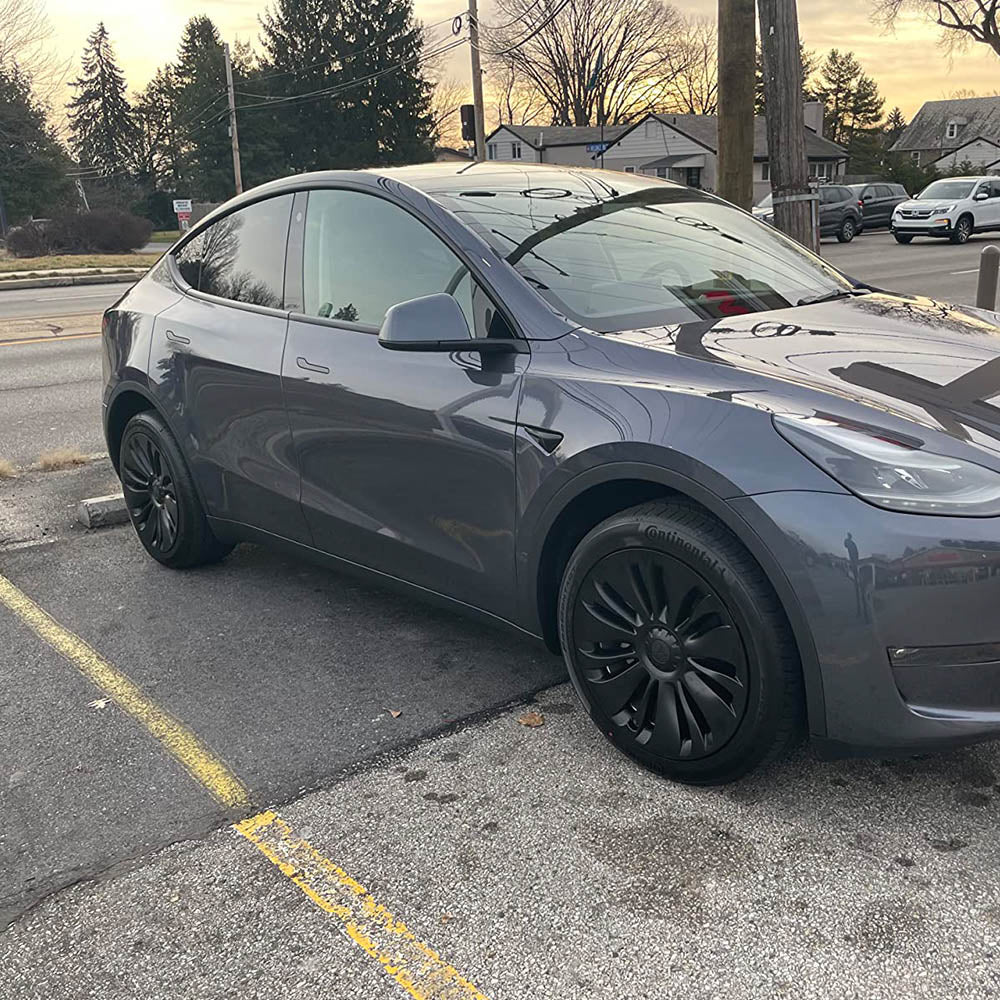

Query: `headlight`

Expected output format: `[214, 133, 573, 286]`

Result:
[932, 205, 956, 214]
[774, 415, 1000, 516]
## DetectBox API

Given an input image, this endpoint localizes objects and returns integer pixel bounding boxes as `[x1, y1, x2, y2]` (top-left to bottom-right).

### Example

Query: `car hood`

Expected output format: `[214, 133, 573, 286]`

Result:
[607, 292, 1000, 460]
[897, 199, 957, 211]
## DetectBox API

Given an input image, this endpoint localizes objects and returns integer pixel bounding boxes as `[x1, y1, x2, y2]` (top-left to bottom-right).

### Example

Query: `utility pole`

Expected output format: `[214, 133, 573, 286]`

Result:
[467, 0, 487, 161]
[757, 0, 813, 247]
[223, 42, 244, 195]
[717, 0, 755, 209]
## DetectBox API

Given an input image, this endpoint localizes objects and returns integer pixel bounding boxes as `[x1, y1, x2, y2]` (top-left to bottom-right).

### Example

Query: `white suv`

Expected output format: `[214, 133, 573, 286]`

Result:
[891, 175, 1000, 245]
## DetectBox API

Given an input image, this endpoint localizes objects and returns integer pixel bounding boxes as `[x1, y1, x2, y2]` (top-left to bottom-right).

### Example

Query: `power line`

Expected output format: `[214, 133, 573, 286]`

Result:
[474, 0, 571, 56]
[481, 0, 545, 33]
[232, 38, 467, 115]
[248, 11, 467, 84]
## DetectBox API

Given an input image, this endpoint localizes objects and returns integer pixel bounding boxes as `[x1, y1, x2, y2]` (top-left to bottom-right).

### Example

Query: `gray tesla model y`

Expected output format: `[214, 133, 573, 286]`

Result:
[102, 163, 1000, 783]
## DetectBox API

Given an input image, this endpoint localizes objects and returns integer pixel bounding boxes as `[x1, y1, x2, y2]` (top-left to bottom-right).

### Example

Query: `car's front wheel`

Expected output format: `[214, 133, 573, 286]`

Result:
[119, 410, 234, 569]
[557, 501, 804, 784]
[893, 232, 913, 244]
[950, 215, 973, 244]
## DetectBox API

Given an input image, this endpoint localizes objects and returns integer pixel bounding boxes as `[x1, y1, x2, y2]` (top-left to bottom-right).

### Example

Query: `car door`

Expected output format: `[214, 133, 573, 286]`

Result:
[281, 186, 528, 619]
[818, 188, 840, 234]
[986, 180, 1000, 229]
[151, 194, 311, 543]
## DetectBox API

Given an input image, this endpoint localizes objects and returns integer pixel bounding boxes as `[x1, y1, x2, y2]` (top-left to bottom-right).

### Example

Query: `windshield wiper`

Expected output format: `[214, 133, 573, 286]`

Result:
[796, 288, 870, 307]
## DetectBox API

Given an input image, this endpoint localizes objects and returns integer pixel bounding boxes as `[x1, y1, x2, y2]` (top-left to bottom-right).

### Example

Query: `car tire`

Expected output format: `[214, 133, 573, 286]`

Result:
[119, 410, 234, 569]
[836, 217, 856, 243]
[557, 500, 804, 785]
[893, 233, 913, 244]
[950, 215, 973, 244]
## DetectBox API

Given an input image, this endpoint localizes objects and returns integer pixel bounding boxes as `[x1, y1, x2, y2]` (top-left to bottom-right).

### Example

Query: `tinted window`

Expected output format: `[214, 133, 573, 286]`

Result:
[875, 185, 893, 198]
[821, 188, 842, 205]
[303, 189, 479, 331]
[992, 180, 1000, 198]
[433, 175, 852, 334]
[175, 195, 292, 308]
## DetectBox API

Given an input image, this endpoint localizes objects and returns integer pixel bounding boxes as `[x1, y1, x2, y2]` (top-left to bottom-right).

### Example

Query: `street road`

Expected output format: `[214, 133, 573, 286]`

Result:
[823, 229, 998, 305]
[0, 283, 124, 321]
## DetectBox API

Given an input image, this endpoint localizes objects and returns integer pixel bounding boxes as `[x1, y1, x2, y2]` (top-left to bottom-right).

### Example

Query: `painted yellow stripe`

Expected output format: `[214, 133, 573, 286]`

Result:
[0, 573, 249, 809]
[0, 331, 100, 347]
[235, 811, 490, 1000]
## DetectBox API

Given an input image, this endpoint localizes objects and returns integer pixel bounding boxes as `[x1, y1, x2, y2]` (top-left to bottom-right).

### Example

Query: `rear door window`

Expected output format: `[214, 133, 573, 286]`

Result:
[875, 185, 893, 198]
[174, 195, 293, 309]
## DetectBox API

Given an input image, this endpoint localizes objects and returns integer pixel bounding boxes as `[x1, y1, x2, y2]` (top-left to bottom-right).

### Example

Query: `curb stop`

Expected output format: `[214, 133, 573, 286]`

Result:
[77, 494, 129, 529]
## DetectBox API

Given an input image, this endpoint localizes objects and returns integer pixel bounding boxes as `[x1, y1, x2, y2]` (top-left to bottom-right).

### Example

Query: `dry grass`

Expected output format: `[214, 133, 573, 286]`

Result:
[36, 447, 89, 471]
[0, 458, 17, 479]
[0, 253, 158, 274]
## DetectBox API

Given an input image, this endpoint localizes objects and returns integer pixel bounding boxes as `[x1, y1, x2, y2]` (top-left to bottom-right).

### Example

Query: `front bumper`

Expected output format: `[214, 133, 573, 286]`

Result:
[729, 490, 1000, 755]
[891, 219, 956, 237]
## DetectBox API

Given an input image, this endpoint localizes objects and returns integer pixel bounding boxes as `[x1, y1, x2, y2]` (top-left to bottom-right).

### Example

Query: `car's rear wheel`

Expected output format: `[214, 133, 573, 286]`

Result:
[119, 410, 233, 569]
[950, 215, 973, 244]
[557, 501, 804, 784]
[893, 232, 913, 244]
[836, 217, 857, 243]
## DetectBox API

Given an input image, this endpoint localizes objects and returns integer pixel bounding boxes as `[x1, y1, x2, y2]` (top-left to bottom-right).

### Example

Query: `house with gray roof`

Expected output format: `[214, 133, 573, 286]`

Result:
[485, 103, 847, 202]
[891, 96, 1000, 167]
[485, 123, 632, 167]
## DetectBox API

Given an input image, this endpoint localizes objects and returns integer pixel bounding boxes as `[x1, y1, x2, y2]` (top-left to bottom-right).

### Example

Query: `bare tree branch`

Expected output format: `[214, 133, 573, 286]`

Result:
[481, 0, 687, 126]
[873, 0, 1000, 57]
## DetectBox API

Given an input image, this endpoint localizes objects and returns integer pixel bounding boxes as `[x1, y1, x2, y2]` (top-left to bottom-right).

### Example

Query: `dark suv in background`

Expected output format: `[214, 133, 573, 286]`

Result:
[848, 182, 909, 229]
[753, 184, 863, 242]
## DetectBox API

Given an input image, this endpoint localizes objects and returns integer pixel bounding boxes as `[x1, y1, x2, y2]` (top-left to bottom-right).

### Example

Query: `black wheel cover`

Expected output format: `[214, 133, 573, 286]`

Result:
[571, 548, 749, 760]
[121, 430, 180, 554]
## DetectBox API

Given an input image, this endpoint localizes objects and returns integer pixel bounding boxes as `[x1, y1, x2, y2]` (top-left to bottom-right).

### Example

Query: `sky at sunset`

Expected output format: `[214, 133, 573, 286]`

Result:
[43, 0, 1000, 120]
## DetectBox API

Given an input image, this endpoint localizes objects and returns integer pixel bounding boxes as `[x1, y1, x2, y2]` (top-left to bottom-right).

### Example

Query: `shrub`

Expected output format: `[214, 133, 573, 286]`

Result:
[5, 210, 153, 257]
[6, 222, 50, 258]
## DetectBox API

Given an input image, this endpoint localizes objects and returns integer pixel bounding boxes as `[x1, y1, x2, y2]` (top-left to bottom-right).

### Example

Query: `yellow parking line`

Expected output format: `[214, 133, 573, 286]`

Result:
[1, 573, 488, 997]
[235, 811, 490, 1000]
[0, 573, 249, 809]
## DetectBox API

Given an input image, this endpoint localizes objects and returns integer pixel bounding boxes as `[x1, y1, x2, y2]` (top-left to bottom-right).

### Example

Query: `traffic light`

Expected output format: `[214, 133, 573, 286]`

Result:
[460, 104, 476, 143]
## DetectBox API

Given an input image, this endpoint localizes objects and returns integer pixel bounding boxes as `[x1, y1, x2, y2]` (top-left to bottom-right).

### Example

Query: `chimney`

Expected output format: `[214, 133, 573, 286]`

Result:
[803, 101, 824, 137]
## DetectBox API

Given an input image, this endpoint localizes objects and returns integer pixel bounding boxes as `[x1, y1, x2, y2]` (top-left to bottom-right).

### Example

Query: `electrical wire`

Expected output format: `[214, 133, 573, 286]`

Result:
[232, 37, 467, 114]
[474, 0, 570, 56]
[481, 0, 545, 32]
[248, 11, 467, 84]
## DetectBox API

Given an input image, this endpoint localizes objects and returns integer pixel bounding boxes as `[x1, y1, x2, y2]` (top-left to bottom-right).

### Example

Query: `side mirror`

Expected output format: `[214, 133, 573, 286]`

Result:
[975, 191, 989, 201]
[378, 292, 525, 354]
[862, 194, 873, 203]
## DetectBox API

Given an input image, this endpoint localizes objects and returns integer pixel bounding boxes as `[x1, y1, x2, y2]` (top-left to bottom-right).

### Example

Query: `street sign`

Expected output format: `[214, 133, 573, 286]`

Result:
[176, 211, 191, 221]
[172, 199, 192, 214]
[586, 142, 609, 153]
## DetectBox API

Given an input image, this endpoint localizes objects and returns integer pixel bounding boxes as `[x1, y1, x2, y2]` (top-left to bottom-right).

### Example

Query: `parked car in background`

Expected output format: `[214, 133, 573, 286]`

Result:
[847, 182, 909, 229]
[753, 185, 862, 242]
[891, 176, 1000, 244]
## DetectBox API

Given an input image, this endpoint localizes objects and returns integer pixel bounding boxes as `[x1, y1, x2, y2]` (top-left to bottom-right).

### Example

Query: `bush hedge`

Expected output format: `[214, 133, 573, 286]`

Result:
[6, 210, 153, 257]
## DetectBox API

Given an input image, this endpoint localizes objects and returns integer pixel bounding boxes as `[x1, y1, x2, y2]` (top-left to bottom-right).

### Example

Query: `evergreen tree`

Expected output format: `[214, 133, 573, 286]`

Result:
[67, 23, 138, 180]
[813, 50, 884, 149]
[258, 0, 434, 171]
[0, 60, 73, 225]
[883, 106, 906, 146]
[172, 16, 232, 201]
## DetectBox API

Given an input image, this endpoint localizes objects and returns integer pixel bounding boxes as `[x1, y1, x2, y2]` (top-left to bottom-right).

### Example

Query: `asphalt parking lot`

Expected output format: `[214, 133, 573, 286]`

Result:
[3, 228, 1000, 998]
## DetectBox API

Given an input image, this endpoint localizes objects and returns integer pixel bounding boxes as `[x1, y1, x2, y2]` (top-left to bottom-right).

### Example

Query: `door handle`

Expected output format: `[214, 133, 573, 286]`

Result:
[165, 329, 190, 344]
[296, 356, 330, 375]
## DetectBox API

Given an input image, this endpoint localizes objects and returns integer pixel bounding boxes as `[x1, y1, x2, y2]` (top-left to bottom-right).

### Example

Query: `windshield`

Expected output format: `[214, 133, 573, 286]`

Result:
[429, 170, 851, 333]
[917, 180, 975, 201]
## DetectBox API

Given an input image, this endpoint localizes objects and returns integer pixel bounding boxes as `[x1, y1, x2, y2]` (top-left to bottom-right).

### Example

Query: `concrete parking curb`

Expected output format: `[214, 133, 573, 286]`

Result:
[77, 493, 129, 529]
[0, 271, 146, 291]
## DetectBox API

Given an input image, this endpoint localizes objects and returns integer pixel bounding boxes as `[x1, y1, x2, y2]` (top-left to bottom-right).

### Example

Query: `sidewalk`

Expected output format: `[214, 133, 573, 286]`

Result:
[0, 269, 146, 291]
